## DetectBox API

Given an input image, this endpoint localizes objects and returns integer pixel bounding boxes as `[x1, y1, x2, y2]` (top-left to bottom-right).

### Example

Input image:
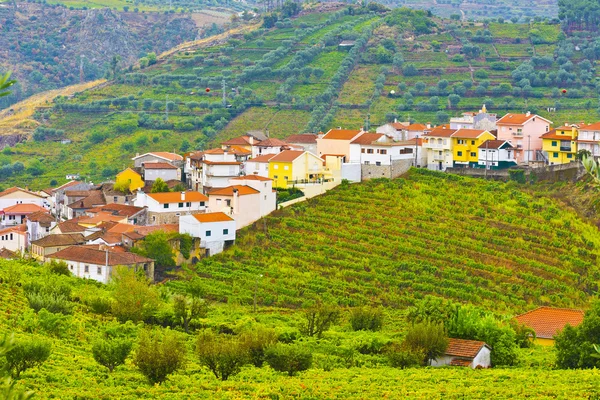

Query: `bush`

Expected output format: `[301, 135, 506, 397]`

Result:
[265, 343, 312, 376]
[111, 267, 159, 323]
[386, 343, 423, 369]
[85, 296, 112, 315]
[350, 307, 384, 331]
[173, 295, 208, 333]
[195, 330, 247, 381]
[47, 260, 70, 276]
[4, 339, 51, 378]
[26, 292, 73, 315]
[92, 338, 132, 372]
[301, 303, 340, 338]
[133, 329, 186, 384]
[403, 322, 448, 366]
[240, 327, 278, 367]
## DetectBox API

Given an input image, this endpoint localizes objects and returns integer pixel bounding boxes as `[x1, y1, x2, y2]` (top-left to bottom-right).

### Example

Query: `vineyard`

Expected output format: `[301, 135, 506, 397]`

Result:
[1, 172, 600, 398]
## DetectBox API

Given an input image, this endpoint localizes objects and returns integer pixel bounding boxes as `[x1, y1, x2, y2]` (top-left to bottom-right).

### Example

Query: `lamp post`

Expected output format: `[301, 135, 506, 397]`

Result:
[253, 274, 263, 313]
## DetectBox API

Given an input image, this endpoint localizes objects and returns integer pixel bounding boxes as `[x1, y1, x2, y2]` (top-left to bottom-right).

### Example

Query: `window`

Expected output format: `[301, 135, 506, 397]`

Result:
[113, 196, 118, 202]
[206, 230, 212, 237]
[375, 161, 381, 166]
[552, 141, 557, 147]
[457, 139, 465, 145]
[70, 265, 73, 270]
[223, 229, 229, 235]
[264, 195, 267, 200]
[380, 149, 387, 155]
[284, 176, 288, 180]
[361, 149, 365, 153]
[457, 151, 463, 156]
[97, 267, 102, 275]
[164, 204, 169, 209]
[517, 129, 522, 134]
[364, 161, 370, 165]
[367, 149, 374, 154]
[274, 175, 278, 179]
[9, 234, 13, 240]
[553, 152, 558, 157]
[186, 202, 191, 207]
[470, 152, 476, 157]
[274, 165, 279, 170]
[84, 265, 89, 273]
[200, 202, 205, 207]
[178, 202, 184, 208]
[567, 153, 573, 159]
[226, 199, 231, 206]
[471, 141, 475, 145]
[284, 165, 289, 170]
[45, 227, 50, 232]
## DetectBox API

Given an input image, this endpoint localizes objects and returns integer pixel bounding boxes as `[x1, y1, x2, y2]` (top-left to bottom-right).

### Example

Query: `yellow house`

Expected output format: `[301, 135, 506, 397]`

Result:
[451, 129, 495, 167]
[268, 150, 326, 188]
[115, 168, 144, 192]
[541, 125, 578, 165]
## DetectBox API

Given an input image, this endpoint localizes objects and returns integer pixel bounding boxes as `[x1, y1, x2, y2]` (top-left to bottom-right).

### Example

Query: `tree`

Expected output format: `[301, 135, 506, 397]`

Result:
[403, 322, 448, 366]
[265, 344, 312, 376]
[448, 94, 461, 108]
[173, 295, 208, 333]
[134, 329, 186, 384]
[151, 178, 170, 193]
[392, 53, 404, 73]
[195, 330, 247, 381]
[4, 339, 52, 378]
[0, 72, 16, 97]
[131, 230, 176, 268]
[111, 267, 159, 323]
[240, 327, 278, 367]
[301, 303, 340, 338]
[0, 335, 35, 399]
[350, 307, 384, 331]
[92, 338, 132, 372]
[110, 55, 121, 80]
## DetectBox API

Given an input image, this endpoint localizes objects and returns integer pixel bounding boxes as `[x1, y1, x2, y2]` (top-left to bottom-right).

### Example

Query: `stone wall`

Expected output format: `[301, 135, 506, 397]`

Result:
[361, 159, 413, 180]
[446, 162, 585, 183]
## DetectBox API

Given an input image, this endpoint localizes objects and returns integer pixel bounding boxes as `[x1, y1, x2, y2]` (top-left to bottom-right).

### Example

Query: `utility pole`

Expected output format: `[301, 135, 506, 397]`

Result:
[221, 78, 227, 107]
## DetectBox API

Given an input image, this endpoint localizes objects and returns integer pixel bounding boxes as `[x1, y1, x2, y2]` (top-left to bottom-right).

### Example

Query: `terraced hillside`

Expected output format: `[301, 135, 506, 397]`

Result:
[191, 170, 600, 312]
[0, 6, 596, 188]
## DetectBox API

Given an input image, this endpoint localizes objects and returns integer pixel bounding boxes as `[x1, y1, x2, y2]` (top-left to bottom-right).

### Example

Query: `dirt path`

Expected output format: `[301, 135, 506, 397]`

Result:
[491, 43, 501, 58]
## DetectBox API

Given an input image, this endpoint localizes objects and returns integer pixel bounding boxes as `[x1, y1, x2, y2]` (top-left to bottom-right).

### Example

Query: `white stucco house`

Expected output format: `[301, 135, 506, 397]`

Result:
[142, 162, 181, 182]
[132, 152, 183, 168]
[179, 212, 236, 256]
[0, 224, 28, 254]
[133, 191, 207, 225]
[477, 140, 517, 169]
[229, 175, 276, 220]
[430, 338, 492, 369]
[0, 187, 48, 210]
[245, 153, 277, 178]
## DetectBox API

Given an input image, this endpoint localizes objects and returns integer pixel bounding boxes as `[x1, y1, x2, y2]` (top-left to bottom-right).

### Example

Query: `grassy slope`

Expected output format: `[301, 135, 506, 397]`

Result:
[2, 172, 600, 399]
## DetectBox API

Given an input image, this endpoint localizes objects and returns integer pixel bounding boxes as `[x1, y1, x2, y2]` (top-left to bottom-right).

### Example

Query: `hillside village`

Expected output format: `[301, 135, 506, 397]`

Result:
[0, 105, 594, 283]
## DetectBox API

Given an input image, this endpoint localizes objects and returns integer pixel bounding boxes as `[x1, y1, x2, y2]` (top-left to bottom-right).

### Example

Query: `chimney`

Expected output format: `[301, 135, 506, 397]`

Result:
[526, 111, 531, 117]
[180, 191, 185, 201]
[394, 118, 397, 123]
[135, 153, 139, 157]
[232, 188, 239, 214]
[249, 136, 254, 145]
[266, 129, 270, 138]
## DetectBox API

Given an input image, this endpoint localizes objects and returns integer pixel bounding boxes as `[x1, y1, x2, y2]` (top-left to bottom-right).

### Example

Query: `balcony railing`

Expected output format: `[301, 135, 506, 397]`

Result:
[559, 146, 572, 152]
[512, 131, 523, 136]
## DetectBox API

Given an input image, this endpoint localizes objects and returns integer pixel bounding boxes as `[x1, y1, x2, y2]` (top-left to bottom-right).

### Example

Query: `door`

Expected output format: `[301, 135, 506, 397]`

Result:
[438, 161, 442, 171]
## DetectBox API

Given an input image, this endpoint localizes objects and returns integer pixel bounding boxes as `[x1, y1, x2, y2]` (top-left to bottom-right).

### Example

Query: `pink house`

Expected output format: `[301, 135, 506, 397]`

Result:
[316, 129, 365, 162]
[496, 112, 552, 163]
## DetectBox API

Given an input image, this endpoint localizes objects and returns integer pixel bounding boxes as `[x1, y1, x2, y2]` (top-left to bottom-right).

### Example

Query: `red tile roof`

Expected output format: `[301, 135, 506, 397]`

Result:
[425, 128, 457, 138]
[256, 138, 288, 147]
[208, 185, 260, 196]
[67, 191, 106, 210]
[27, 211, 55, 224]
[269, 150, 305, 163]
[202, 160, 242, 166]
[581, 122, 600, 131]
[87, 203, 145, 218]
[406, 123, 427, 131]
[351, 133, 384, 145]
[222, 136, 252, 146]
[134, 152, 182, 161]
[390, 122, 408, 129]
[31, 233, 85, 247]
[230, 175, 272, 182]
[0, 187, 43, 198]
[478, 140, 513, 150]
[322, 129, 362, 140]
[0, 224, 26, 236]
[249, 154, 277, 163]
[142, 162, 178, 170]
[78, 213, 126, 225]
[147, 191, 208, 204]
[449, 358, 472, 367]
[515, 307, 584, 339]
[286, 134, 318, 144]
[497, 113, 551, 125]
[445, 338, 489, 358]
[48, 245, 153, 265]
[193, 212, 234, 223]
[3, 204, 47, 215]
[541, 130, 576, 141]
[55, 219, 87, 233]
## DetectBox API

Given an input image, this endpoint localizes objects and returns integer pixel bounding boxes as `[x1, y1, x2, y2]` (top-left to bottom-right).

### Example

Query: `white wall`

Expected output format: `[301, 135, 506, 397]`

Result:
[179, 215, 236, 256]
[230, 178, 276, 218]
[348, 144, 362, 164]
[133, 193, 206, 214]
[65, 261, 111, 284]
[430, 347, 491, 369]
[341, 163, 361, 182]
[0, 231, 26, 253]
[0, 192, 45, 210]
[144, 168, 180, 182]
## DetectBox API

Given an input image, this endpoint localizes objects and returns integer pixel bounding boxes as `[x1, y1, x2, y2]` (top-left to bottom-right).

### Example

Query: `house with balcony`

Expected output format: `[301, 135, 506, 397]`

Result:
[422, 127, 457, 171]
[578, 122, 600, 158]
[2, 204, 49, 227]
[496, 112, 552, 163]
[268, 150, 328, 188]
[0, 187, 47, 211]
[477, 140, 516, 169]
[251, 138, 290, 158]
[26, 211, 57, 242]
[188, 147, 250, 193]
[451, 129, 495, 168]
[541, 125, 579, 165]
[179, 212, 236, 256]
[316, 129, 365, 162]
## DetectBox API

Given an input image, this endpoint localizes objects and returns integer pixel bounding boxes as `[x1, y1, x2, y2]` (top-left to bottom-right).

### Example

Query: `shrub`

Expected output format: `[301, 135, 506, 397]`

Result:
[240, 327, 278, 367]
[386, 343, 423, 369]
[195, 330, 247, 381]
[92, 338, 133, 372]
[47, 260, 70, 276]
[86, 296, 112, 315]
[173, 295, 208, 333]
[403, 322, 448, 366]
[350, 307, 384, 331]
[111, 267, 159, 323]
[301, 303, 340, 338]
[26, 292, 73, 315]
[265, 343, 312, 376]
[5, 339, 52, 378]
[133, 329, 186, 384]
